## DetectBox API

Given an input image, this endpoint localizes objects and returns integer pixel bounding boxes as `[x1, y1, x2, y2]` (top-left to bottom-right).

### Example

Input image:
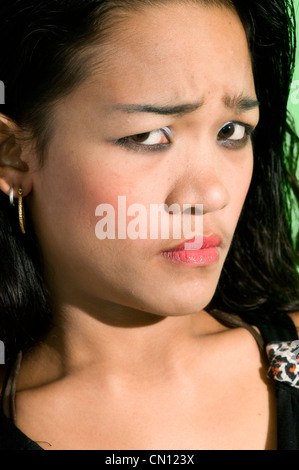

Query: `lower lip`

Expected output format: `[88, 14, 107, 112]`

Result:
[160, 247, 220, 267]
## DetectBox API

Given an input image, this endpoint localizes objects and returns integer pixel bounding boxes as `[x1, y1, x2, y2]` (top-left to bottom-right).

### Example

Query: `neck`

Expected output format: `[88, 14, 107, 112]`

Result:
[51, 305, 199, 378]
[22, 301, 220, 387]
[22, 303, 223, 388]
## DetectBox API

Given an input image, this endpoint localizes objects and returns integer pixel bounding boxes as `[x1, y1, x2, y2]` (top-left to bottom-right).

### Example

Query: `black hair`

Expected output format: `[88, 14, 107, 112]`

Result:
[0, 0, 298, 362]
[208, 0, 299, 326]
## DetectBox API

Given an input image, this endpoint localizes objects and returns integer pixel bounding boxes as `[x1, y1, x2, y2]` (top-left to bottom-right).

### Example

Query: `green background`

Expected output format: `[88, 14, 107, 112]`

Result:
[289, 0, 299, 239]
[289, 0, 299, 128]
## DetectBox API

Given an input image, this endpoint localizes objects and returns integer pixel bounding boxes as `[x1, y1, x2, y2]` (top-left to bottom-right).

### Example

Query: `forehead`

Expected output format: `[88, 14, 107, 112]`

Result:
[86, 2, 255, 107]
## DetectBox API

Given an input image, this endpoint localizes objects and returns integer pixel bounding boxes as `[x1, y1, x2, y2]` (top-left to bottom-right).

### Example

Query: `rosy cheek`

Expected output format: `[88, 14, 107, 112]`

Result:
[86, 172, 144, 243]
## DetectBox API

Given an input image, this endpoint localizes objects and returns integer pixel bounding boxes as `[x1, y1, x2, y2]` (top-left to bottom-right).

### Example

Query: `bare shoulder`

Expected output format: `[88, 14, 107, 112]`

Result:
[289, 312, 299, 335]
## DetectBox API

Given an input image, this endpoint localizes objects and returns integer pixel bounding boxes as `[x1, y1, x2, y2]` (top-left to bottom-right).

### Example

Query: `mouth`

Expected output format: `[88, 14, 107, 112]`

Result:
[160, 235, 222, 267]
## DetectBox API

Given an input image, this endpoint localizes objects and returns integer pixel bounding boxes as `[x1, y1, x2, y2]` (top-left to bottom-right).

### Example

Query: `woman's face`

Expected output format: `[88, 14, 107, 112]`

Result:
[28, 3, 259, 319]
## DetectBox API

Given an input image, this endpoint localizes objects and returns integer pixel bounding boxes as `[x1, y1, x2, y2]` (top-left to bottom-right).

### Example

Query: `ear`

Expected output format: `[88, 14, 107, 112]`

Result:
[0, 115, 33, 200]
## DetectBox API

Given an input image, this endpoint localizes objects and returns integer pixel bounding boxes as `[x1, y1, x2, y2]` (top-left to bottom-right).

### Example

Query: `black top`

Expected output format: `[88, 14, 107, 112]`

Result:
[250, 313, 299, 450]
[0, 412, 42, 450]
[0, 314, 298, 451]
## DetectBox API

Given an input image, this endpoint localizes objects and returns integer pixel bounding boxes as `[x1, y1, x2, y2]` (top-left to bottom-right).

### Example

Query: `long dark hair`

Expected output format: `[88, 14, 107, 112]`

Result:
[0, 0, 298, 362]
[208, 0, 299, 326]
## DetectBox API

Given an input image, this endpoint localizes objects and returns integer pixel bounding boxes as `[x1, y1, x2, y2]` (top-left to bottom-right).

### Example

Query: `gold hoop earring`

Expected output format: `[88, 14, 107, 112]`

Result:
[18, 188, 26, 235]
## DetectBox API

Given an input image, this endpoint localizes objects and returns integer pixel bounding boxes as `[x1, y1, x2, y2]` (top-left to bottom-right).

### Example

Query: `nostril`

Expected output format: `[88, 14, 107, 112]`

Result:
[181, 206, 203, 216]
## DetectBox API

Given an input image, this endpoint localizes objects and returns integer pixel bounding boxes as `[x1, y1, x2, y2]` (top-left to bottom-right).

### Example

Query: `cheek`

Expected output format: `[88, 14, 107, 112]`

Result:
[32, 146, 158, 257]
[226, 152, 253, 219]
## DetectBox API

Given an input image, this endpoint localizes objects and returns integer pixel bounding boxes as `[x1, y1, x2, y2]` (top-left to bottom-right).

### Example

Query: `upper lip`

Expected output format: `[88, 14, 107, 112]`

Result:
[162, 235, 223, 253]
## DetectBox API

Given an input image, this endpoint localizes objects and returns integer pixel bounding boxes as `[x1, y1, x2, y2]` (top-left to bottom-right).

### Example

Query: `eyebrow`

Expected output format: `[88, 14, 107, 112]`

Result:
[113, 95, 259, 116]
[113, 102, 203, 116]
[223, 94, 260, 112]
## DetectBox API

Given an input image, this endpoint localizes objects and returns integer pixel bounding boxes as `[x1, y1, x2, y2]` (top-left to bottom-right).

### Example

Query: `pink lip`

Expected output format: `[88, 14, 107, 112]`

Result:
[160, 235, 222, 267]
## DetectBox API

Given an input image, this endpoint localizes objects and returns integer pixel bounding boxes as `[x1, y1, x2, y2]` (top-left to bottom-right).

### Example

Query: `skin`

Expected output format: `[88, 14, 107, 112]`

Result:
[1, 2, 294, 450]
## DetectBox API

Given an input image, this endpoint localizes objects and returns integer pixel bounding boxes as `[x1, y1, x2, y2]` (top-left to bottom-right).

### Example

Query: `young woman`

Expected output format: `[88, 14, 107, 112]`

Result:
[0, 0, 298, 450]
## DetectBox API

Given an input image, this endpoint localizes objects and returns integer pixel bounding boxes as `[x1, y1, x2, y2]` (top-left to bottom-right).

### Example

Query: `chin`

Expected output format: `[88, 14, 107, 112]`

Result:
[140, 291, 216, 318]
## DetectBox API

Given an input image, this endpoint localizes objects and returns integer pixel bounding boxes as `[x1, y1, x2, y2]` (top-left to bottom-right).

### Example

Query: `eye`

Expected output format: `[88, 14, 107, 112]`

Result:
[115, 127, 173, 152]
[217, 121, 253, 148]
[130, 129, 170, 145]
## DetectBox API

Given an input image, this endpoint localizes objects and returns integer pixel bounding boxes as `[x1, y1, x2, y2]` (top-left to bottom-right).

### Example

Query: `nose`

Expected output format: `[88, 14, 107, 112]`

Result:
[164, 147, 230, 215]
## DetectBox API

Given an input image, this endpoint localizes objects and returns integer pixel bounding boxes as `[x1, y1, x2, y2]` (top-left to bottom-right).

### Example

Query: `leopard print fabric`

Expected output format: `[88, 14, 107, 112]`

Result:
[266, 341, 299, 389]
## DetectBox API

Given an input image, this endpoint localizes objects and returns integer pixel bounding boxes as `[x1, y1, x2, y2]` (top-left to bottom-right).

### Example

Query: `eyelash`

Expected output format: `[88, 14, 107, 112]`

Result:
[115, 127, 173, 153]
[217, 121, 254, 149]
[114, 121, 254, 153]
